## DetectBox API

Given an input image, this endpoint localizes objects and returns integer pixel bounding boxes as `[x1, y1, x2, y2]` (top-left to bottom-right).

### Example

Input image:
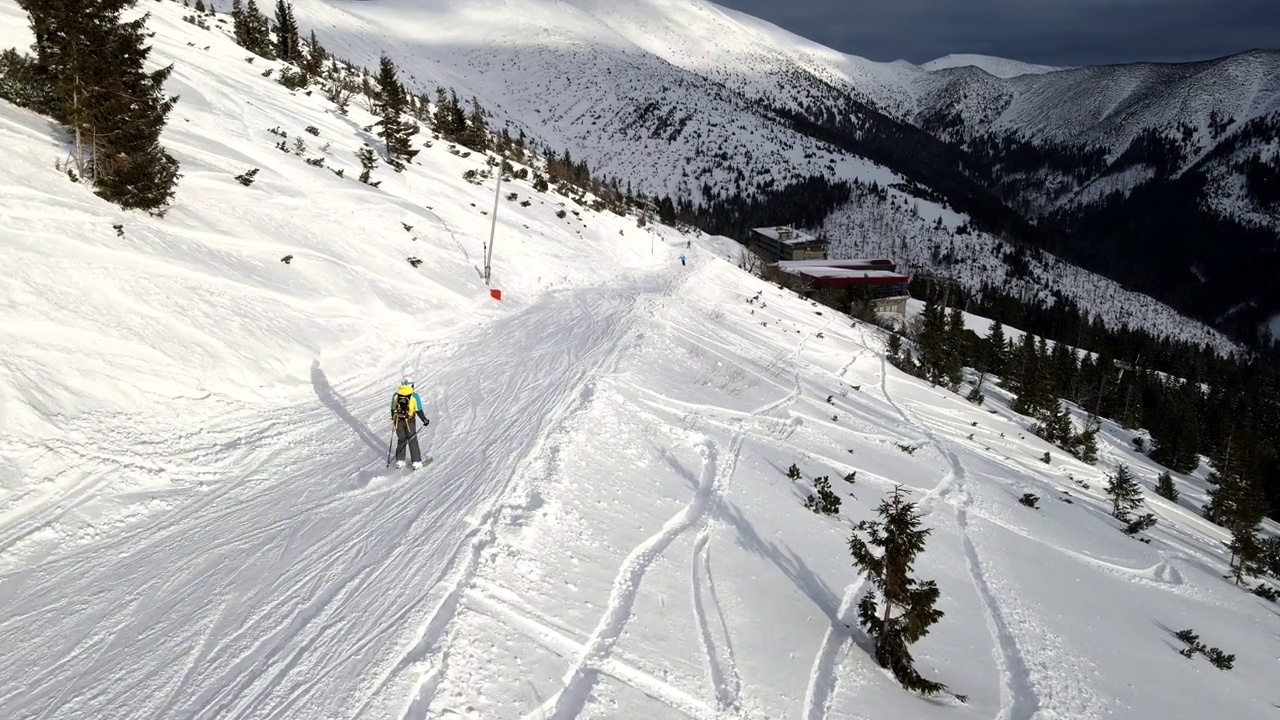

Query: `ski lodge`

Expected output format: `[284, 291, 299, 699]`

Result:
[766, 258, 912, 318]
[748, 225, 828, 262]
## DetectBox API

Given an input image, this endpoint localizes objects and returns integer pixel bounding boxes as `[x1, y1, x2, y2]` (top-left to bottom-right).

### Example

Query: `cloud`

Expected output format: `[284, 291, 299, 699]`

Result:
[714, 0, 1280, 66]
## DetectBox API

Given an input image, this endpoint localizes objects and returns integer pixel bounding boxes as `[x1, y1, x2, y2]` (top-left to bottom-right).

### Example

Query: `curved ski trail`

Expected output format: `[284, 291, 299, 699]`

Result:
[521, 436, 731, 720]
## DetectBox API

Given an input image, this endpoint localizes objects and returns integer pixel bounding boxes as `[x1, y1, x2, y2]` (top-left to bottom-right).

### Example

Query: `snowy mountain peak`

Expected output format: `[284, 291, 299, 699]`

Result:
[920, 52, 1066, 77]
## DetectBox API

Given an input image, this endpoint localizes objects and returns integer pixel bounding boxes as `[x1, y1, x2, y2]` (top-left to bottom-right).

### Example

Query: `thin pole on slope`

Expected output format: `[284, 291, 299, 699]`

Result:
[484, 156, 503, 286]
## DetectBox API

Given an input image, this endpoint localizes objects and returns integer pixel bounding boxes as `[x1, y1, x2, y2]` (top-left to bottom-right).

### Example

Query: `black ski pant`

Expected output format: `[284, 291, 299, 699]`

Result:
[394, 417, 422, 463]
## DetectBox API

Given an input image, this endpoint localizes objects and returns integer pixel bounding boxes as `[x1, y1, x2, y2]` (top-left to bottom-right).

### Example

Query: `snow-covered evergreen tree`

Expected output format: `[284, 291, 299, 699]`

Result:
[849, 486, 948, 696]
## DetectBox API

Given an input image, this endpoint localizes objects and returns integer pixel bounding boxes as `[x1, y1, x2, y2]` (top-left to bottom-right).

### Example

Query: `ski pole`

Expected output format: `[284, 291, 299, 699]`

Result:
[386, 416, 405, 467]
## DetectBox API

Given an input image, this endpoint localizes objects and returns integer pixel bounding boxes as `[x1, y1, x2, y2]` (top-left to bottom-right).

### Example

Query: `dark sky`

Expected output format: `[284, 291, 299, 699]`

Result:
[714, 0, 1280, 66]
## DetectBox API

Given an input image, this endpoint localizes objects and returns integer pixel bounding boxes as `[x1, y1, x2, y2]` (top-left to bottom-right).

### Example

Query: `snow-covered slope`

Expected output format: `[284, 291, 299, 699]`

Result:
[913, 51, 1280, 147]
[911, 50, 1280, 215]
[921, 53, 1065, 78]
[276, 0, 1252, 353]
[2, 2, 1279, 718]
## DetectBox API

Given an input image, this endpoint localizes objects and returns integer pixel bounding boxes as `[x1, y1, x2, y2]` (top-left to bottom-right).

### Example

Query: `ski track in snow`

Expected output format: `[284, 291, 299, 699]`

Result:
[520, 435, 729, 720]
[460, 582, 715, 718]
[874, 330, 1041, 719]
[800, 327, 947, 720]
[510, 311, 822, 719]
[0, 281, 667, 720]
[865, 323, 1109, 720]
[378, 280, 675, 720]
[690, 527, 743, 717]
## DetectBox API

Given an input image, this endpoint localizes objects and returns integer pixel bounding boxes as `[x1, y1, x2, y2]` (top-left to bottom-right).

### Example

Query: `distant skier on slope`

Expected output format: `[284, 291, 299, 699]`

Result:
[390, 378, 430, 469]
[678, 254, 686, 266]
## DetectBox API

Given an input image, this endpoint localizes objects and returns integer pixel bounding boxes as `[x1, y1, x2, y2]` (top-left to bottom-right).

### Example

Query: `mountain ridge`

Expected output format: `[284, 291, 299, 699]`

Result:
[289, 0, 1278, 345]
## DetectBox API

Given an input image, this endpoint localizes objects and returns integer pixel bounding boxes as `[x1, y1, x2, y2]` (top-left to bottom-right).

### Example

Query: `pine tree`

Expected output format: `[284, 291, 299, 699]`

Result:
[300, 29, 325, 77]
[886, 333, 903, 366]
[19, 0, 180, 209]
[916, 299, 948, 386]
[372, 55, 418, 169]
[1204, 447, 1268, 583]
[1106, 464, 1143, 522]
[231, 0, 250, 47]
[1105, 464, 1157, 535]
[273, 0, 300, 63]
[1073, 425, 1099, 465]
[986, 320, 1007, 376]
[849, 486, 948, 696]
[464, 96, 489, 152]
[943, 305, 965, 389]
[1155, 471, 1179, 501]
[1038, 402, 1073, 447]
[232, 0, 273, 57]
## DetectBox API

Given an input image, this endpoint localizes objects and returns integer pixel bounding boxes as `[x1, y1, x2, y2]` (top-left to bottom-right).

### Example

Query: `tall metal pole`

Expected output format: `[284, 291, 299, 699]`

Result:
[484, 158, 503, 286]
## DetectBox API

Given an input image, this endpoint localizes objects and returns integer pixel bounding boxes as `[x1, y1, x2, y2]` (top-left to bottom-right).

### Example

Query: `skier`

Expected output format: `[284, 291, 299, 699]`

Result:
[678, 254, 686, 266]
[390, 377, 430, 468]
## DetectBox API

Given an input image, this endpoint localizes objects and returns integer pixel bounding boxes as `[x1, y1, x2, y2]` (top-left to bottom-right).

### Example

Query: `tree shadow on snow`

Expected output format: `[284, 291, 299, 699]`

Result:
[649, 441, 876, 651]
[718, 497, 842, 620]
[311, 360, 385, 457]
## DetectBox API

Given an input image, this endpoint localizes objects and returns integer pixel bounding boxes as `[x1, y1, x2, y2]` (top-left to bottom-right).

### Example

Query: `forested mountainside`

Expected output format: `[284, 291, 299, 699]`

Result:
[906, 53, 1280, 344]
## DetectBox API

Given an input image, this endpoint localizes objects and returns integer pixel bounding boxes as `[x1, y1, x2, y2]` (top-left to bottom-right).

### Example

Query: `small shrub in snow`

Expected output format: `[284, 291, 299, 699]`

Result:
[556, 209, 567, 219]
[1205, 647, 1235, 670]
[292, 137, 306, 155]
[505, 192, 518, 201]
[304, 157, 324, 167]
[280, 254, 293, 264]
[1019, 493, 1040, 508]
[1173, 629, 1234, 670]
[1155, 472, 1178, 501]
[304, 125, 319, 136]
[786, 463, 801, 481]
[401, 222, 413, 232]
[1123, 513, 1157, 535]
[357, 144, 380, 187]
[277, 67, 308, 90]
[1041, 451, 1051, 464]
[844, 471, 857, 484]
[234, 168, 259, 186]
[520, 200, 531, 207]
[896, 443, 917, 455]
[329, 167, 344, 178]
[1251, 584, 1278, 602]
[803, 476, 841, 516]
[406, 257, 422, 268]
